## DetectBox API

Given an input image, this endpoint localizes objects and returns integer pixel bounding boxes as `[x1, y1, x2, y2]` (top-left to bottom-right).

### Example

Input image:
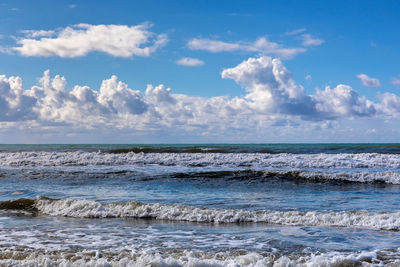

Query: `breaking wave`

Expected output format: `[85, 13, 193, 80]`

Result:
[0, 247, 397, 266]
[1, 151, 400, 184]
[0, 151, 399, 169]
[2, 197, 400, 231]
[169, 169, 400, 184]
[3, 143, 400, 154]
[102, 143, 400, 154]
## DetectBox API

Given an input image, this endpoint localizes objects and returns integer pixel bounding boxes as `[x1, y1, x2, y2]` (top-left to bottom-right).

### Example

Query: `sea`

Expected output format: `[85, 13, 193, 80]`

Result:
[0, 144, 400, 266]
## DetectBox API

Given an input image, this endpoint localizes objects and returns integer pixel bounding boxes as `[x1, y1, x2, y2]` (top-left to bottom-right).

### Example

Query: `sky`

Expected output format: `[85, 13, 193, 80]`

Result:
[0, 0, 400, 143]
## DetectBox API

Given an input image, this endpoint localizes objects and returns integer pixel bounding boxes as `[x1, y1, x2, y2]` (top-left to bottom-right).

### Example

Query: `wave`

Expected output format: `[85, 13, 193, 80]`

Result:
[2, 197, 400, 231]
[2, 166, 400, 185]
[3, 143, 400, 154]
[1, 151, 400, 184]
[103, 143, 400, 154]
[0, 151, 399, 169]
[2, 168, 399, 184]
[0, 247, 396, 266]
[169, 169, 400, 184]
[105, 146, 236, 154]
[60, 143, 400, 154]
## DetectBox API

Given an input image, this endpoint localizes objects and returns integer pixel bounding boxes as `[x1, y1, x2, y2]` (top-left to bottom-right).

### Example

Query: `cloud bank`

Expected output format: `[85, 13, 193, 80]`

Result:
[0, 56, 398, 139]
[11, 24, 168, 58]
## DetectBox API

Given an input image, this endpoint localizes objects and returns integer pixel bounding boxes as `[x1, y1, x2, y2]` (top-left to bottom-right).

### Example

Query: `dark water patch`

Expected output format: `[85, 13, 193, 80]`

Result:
[0, 198, 36, 211]
[165, 170, 399, 185]
[102, 144, 400, 154]
[167, 170, 290, 183]
[105, 147, 232, 154]
[104, 170, 130, 174]
[0, 196, 59, 214]
[2, 143, 400, 154]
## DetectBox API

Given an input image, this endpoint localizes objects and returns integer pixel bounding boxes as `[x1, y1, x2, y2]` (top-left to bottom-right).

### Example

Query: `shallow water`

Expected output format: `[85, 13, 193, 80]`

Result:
[1, 144, 400, 266]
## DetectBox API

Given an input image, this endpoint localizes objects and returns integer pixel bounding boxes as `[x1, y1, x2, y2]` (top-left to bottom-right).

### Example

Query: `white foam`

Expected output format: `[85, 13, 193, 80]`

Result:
[34, 197, 400, 230]
[0, 151, 398, 169]
[0, 247, 396, 266]
[298, 170, 400, 184]
[1, 151, 400, 183]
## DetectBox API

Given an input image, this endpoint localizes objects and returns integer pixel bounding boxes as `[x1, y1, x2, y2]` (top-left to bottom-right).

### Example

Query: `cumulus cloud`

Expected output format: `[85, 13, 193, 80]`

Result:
[176, 57, 204, 67]
[221, 57, 375, 120]
[313, 85, 375, 118]
[376, 93, 400, 117]
[0, 75, 37, 121]
[221, 57, 313, 116]
[0, 56, 398, 139]
[300, 34, 324, 46]
[11, 23, 168, 58]
[188, 37, 306, 59]
[98, 75, 148, 115]
[356, 73, 381, 87]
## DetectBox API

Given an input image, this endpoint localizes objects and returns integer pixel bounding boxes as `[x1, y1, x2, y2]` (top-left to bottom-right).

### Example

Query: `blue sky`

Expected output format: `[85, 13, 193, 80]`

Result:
[0, 0, 400, 143]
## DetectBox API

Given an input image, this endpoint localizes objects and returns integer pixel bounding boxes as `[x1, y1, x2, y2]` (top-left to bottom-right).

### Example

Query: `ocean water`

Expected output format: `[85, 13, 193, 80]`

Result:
[1, 144, 400, 266]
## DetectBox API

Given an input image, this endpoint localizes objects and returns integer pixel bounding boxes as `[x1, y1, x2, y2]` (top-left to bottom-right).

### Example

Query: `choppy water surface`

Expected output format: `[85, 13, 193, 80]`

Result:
[1, 144, 400, 266]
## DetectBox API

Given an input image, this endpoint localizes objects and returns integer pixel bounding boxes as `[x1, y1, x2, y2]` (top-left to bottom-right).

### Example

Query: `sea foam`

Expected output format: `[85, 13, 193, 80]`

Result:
[0, 247, 396, 266]
[1, 151, 400, 184]
[0, 151, 399, 169]
[25, 197, 400, 230]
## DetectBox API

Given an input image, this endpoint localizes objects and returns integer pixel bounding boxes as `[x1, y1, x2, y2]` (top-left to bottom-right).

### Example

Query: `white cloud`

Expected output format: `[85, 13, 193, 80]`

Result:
[221, 56, 309, 112]
[0, 56, 399, 141]
[176, 57, 204, 67]
[11, 23, 168, 58]
[285, 28, 306, 36]
[97, 75, 148, 115]
[313, 84, 375, 118]
[376, 93, 400, 117]
[69, 4, 77, 8]
[305, 74, 312, 81]
[188, 38, 240, 52]
[392, 78, 400, 86]
[20, 30, 56, 38]
[0, 75, 37, 121]
[221, 56, 375, 119]
[356, 73, 381, 87]
[188, 37, 306, 59]
[300, 34, 324, 46]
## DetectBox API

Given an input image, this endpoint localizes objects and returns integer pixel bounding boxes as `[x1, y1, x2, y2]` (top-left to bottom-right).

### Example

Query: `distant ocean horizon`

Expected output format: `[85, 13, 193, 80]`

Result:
[1, 143, 400, 265]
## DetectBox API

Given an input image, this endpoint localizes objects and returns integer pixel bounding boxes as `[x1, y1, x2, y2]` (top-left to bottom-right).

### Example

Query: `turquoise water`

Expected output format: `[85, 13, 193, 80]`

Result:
[0, 144, 400, 265]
